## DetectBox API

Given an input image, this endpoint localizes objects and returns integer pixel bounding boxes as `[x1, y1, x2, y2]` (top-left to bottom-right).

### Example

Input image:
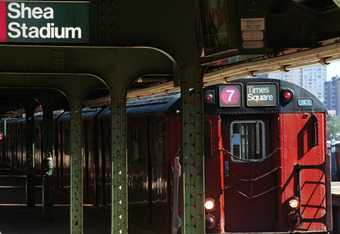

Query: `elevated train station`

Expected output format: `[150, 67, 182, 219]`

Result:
[1, 0, 340, 233]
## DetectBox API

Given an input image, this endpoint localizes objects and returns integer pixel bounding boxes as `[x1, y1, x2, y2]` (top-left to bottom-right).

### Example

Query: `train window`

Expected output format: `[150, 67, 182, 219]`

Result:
[230, 120, 265, 162]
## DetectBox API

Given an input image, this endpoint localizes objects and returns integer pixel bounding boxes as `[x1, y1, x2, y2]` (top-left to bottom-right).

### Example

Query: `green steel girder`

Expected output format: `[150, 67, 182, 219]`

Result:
[0, 45, 173, 234]
[110, 93, 128, 234]
[0, 45, 205, 234]
[69, 97, 84, 234]
[0, 1, 338, 232]
[93, 0, 200, 67]
[0, 43, 207, 234]
[180, 67, 205, 234]
[0, 73, 106, 234]
[0, 88, 67, 215]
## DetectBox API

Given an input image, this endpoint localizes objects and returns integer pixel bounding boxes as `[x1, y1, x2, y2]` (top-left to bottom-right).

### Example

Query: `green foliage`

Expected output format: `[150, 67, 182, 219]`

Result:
[327, 115, 340, 141]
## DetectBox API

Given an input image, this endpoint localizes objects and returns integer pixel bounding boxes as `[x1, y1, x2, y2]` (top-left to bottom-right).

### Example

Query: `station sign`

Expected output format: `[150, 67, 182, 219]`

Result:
[246, 83, 277, 107]
[219, 84, 242, 107]
[0, 1, 89, 43]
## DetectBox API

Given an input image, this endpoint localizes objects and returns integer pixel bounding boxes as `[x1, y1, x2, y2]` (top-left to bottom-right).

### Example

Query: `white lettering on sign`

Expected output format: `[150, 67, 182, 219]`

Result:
[241, 18, 265, 31]
[242, 31, 264, 41]
[248, 86, 269, 94]
[7, 3, 54, 19]
[8, 22, 82, 39]
[247, 85, 274, 103]
[247, 93, 274, 102]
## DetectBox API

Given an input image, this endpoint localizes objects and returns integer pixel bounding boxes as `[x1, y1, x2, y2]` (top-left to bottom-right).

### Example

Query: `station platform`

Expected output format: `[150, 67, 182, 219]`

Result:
[0, 169, 154, 234]
[3, 169, 338, 234]
[331, 182, 340, 234]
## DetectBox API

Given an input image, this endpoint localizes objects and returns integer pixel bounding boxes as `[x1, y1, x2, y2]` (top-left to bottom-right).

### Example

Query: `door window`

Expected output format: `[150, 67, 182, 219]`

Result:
[230, 120, 265, 162]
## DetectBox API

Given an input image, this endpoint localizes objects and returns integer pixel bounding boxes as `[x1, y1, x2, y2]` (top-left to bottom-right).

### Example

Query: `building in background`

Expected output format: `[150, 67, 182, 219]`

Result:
[324, 75, 340, 118]
[258, 65, 327, 102]
[328, 109, 337, 116]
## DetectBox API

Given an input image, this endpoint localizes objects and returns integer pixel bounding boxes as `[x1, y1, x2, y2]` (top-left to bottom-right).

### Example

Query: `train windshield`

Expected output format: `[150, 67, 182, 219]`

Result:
[230, 120, 265, 162]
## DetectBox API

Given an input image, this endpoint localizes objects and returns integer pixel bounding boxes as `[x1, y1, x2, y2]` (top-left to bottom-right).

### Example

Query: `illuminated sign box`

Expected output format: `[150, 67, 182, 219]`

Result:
[246, 83, 278, 107]
[0, 1, 89, 43]
[219, 84, 242, 107]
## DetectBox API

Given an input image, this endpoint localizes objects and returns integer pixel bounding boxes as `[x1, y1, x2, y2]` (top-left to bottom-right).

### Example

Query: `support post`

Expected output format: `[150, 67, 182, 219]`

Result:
[111, 94, 128, 234]
[69, 98, 83, 234]
[42, 103, 54, 221]
[23, 100, 39, 208]
[180, 67, 205, 234]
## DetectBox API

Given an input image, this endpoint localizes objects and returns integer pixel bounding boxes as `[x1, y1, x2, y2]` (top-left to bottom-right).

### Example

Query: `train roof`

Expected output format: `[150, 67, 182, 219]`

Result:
[125, 78, 327, 115]
[126, 92, 180, 115]
[1, 79, 327, 122]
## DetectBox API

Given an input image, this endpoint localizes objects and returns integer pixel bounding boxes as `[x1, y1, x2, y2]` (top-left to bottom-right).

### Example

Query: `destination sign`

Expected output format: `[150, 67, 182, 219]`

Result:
[246, 83, 277, 107]
[0, 1, 89, 43]
[219, 84, 242, 107]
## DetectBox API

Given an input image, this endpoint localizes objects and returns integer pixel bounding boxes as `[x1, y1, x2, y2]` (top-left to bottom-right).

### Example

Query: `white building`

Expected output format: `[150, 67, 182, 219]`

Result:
[260, 65, 327, 102]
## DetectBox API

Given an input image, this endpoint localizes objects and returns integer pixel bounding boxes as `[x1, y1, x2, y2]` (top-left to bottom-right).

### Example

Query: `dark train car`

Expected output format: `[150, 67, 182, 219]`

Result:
[1, 115, 43, 174]
[2, 118, 26, 170]
[0, 78, 331, 233]
[54, 108, 105, 203]
[54, 112, 71, 192]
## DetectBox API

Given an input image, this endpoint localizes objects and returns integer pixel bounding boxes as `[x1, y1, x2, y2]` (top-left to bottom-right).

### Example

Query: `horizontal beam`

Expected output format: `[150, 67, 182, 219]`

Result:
[127, 42, 340, 100]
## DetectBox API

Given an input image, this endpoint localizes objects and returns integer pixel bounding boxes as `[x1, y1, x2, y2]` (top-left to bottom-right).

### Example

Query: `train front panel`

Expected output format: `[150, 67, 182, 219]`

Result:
[203, 79, 330, 233]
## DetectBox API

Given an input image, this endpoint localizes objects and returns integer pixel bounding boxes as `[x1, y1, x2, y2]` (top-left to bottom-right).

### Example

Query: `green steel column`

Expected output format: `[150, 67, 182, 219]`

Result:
[25, 102, 38, 208]
[110, 95, 128, 234]
[180, 67, 205, 234]
[69, 98, 83, 234]
[42, 103, 54, 221]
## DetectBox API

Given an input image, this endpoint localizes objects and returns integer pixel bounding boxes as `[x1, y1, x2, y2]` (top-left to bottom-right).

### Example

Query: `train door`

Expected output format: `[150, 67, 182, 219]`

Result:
[222, 115, 279, 232]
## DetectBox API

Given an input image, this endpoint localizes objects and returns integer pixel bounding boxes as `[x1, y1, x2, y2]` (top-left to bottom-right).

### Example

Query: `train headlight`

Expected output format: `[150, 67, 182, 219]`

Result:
[205, 198, 215, 211]
[288, 196, 300, 210]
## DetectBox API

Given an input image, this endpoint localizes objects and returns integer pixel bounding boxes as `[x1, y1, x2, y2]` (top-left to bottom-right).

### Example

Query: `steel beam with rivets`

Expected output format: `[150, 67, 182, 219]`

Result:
[110, 91, 128, 234]
[180, 67, 205, 234]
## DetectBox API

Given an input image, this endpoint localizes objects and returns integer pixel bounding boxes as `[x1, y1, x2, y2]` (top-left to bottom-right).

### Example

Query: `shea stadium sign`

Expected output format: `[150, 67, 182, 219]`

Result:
[0, 1, 89, 43]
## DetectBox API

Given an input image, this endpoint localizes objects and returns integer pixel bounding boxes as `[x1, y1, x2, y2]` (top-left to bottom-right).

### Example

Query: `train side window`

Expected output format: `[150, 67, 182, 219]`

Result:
[230, 120, 265, 162]
[204, 120, 212, 159]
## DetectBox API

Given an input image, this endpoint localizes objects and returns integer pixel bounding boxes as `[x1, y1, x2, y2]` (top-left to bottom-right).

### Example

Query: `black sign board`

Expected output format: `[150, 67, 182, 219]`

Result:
[0, 1, 89, 43]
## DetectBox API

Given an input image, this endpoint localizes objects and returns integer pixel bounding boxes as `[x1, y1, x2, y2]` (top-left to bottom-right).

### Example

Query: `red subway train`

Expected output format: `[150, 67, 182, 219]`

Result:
[0, 78, 332, 233]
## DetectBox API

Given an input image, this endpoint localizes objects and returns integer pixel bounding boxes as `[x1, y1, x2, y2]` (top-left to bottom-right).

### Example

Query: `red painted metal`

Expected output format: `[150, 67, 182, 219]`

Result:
[279, 113, 328, 232]
[166, 111, 329, 233]
[222, 114, 278, 232]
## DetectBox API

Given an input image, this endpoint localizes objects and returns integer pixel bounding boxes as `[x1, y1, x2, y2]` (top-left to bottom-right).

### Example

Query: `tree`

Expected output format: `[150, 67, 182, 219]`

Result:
[327, 115, 340, 141]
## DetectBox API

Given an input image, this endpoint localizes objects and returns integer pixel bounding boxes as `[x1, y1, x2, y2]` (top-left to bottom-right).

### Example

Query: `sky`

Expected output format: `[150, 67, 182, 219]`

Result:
[326, 61, 340, 80]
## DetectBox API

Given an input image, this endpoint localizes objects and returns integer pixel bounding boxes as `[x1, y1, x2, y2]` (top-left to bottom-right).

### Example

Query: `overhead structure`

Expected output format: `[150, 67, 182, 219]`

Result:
[0, 1, 340, 234]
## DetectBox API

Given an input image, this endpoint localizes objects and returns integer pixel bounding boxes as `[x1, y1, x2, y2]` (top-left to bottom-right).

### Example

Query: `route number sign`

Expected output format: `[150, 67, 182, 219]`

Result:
[219, 84, 242, 107]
